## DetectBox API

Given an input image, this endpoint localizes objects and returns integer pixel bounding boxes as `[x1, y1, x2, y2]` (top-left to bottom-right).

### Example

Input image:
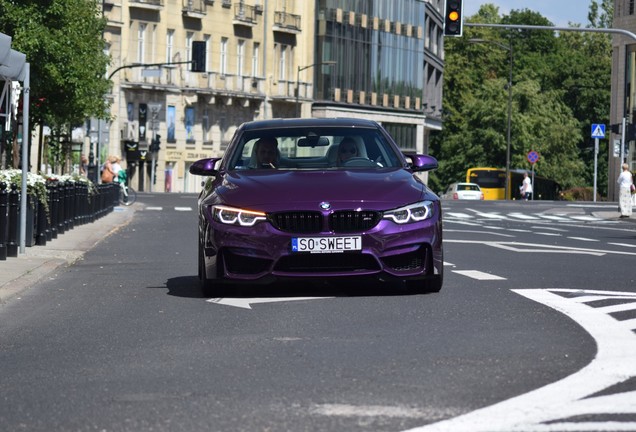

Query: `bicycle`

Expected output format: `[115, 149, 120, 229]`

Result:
[118, 182, 137, 206]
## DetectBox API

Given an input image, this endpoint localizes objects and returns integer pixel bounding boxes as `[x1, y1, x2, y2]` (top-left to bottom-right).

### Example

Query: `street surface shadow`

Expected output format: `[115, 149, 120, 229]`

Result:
[164, 276, 433, 299]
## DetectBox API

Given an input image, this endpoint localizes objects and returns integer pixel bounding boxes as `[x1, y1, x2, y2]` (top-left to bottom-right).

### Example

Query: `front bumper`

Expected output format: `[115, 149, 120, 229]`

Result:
[202, 213, 443, 283]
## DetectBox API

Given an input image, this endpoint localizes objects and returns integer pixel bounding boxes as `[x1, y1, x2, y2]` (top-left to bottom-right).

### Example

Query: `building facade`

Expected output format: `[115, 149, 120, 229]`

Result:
[99, 0, 444, 193]
[611, 0, 636, 199]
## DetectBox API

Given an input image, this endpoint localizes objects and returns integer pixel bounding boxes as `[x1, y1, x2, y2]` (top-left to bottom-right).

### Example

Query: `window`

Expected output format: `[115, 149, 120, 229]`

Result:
[166, 29, 174, 62]
[220, 37, 228, 75]
[186, 31, 194, 78]
[252, 42, 260, 77]
[202, 108, 210, 143]
[185, 106, 195, 144]
[204, 34, 211, 72]
[278, 44, 287, 81]
[137, 23, 146, 64]
[237, 40, 245, 77]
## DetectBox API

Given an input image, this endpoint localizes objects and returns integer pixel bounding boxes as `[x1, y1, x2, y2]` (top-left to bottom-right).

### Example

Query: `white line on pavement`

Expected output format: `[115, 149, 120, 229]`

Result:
[452, 270, 506, 280]
[402, 288, 636, 432]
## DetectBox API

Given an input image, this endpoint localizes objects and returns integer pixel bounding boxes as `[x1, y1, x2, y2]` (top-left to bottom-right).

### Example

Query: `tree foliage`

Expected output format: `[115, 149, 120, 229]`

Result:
[429, 1, 612, 196]
[0, 0, 111, 130]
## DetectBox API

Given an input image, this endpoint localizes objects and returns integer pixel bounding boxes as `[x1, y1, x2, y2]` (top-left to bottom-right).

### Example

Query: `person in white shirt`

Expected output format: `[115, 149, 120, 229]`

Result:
[617, 163, 634, 218]
[520, 172, 533, 201]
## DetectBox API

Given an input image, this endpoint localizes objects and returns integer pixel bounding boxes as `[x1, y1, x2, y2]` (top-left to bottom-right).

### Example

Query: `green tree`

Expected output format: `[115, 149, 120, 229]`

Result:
[0, 0, 111, 137]
[429, 1, 612, 197]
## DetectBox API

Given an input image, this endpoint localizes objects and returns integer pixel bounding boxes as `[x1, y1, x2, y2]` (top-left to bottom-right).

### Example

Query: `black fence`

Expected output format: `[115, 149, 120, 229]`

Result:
[0, 181, 119, 260]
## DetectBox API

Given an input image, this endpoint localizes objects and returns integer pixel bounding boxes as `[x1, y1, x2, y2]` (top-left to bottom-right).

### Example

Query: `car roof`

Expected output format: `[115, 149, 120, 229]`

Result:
[239, 117, 382, 131]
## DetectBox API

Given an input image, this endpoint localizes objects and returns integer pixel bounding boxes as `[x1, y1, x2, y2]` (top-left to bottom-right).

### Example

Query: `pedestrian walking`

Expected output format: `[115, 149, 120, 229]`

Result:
[617, 163, 634, 218]
[520, 172, 533, 201]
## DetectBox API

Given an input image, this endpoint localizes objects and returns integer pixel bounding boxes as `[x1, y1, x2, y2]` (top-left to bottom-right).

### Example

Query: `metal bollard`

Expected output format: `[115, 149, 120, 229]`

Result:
[0, 182, 8, 260]
[67, 182, 75, 230]
[36, 192, 48, 246]
[6, 183, 19, 257]
[57, 181, 66, 235]
[49, 181, 58, 239]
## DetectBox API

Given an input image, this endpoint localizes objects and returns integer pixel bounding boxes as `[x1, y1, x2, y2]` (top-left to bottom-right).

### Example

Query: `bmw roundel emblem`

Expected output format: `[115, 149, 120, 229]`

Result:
[320, 202, 331, 210]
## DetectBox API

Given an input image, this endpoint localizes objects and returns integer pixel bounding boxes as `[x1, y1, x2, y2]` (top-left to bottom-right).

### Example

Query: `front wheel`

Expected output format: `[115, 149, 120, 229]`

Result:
[119, 185, 137, 206]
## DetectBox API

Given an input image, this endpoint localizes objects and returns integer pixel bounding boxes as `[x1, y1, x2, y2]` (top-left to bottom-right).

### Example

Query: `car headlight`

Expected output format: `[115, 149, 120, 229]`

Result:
[383, 201, 435, 224]
[212, 205, 267, 227]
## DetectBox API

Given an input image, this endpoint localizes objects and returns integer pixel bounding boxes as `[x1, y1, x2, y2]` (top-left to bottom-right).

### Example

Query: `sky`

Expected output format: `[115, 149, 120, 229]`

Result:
[463, 1, 592, 28]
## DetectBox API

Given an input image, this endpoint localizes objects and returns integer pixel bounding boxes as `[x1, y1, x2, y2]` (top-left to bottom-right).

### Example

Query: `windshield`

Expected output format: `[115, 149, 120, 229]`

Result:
[226, 126, 403, 170]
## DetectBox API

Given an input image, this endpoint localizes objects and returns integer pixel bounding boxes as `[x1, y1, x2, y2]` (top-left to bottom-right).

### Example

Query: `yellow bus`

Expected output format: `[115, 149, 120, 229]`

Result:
[466, 167, 560, 200]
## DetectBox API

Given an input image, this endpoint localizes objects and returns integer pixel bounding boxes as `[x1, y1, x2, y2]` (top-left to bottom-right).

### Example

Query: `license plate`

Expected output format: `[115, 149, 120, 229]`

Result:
[291, 236, 362, 253]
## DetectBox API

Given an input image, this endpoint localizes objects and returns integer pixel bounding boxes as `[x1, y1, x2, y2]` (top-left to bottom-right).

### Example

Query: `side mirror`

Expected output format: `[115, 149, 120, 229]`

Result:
[189, 157, 222, 176]
[404, 154, 438, 172]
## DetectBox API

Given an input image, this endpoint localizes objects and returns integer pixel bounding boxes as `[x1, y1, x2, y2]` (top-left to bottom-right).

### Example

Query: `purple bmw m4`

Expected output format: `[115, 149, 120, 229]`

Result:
[189, 118, 443, 296]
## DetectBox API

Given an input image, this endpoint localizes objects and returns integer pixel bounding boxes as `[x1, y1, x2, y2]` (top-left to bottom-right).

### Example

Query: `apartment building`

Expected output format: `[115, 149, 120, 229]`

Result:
[99, 0, 444, 193]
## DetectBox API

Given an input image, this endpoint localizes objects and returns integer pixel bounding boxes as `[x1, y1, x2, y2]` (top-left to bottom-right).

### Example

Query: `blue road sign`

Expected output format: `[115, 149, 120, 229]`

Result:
[591, 124, 606, 139]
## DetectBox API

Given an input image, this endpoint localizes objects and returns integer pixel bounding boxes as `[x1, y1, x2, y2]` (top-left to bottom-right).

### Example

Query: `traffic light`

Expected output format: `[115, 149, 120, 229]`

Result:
[191, 41, 206, 72]
[150, 135, 161, 152]
[444, 0, 463, 37]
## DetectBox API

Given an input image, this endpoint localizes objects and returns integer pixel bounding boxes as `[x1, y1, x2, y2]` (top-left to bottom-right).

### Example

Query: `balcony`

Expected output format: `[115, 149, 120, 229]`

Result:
[233, 4, 258, 27]
[129, 0, 163, 11]
[273, 11, 301, 34]
[182, 0, 206, 18]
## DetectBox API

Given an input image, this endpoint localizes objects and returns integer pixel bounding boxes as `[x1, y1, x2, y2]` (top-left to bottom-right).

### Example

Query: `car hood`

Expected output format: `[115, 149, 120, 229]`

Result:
[212, 169, 428, 211]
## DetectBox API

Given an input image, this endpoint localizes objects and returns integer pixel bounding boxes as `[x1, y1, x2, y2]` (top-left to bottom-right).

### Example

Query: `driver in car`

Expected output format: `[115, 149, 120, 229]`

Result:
[337, 137, 358, 165]
[252, 137, 279, 169]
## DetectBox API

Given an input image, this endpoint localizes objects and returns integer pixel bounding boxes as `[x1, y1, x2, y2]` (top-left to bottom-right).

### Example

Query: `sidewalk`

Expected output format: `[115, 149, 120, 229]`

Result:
[0, 205, 136, 303]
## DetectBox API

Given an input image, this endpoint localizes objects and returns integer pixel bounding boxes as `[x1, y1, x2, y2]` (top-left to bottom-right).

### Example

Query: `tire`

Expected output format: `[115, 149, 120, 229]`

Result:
[199, 243, 226, 298]
[125, 187, 137, 205]
[119, 186, 136, 206]
[404, 275, 443, 294]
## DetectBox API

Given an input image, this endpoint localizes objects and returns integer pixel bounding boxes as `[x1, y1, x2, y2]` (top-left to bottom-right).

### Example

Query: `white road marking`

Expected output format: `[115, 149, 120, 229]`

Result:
[595, 302, 636, 313]
[446, 212, 473, 219]
[452, 270, 506, 280]
[508, 212, 540, 220]
[174, 207, 192, 211]
[444, 240, 636, 256]
[569, 215, 602, 221]
[567, 237, 599, 242]
[444, 230, 515, 237]
[470, 211, 507, 219]
[403, 288, 636, 432]
[535, 214, 570, 221]
[207, 297, 333, 309]
[443, 261, 455, 266]
[535, 232, 562, 236]
[145, 206, 163, 211]
[531, 226, 568, 232]
[608, 242, 636, 248]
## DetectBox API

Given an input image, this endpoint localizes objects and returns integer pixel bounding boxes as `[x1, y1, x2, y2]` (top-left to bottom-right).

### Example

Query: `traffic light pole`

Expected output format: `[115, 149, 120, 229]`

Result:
[107, 61, 194, 80]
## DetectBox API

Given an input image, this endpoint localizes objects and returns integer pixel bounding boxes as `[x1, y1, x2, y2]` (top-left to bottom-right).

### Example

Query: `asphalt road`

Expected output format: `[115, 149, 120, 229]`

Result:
[0, 194, 635, 432]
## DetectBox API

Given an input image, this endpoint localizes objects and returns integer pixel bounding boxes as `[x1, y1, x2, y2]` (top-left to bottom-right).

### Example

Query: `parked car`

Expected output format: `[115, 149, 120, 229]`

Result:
[189, 118, 443, 295]
[440, 182, 484, 200]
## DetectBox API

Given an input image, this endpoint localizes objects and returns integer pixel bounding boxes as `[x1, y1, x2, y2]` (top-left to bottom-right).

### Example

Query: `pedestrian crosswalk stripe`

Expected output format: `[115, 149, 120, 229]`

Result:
[146, 206, 163, 211]
[175, 207, 192, 211]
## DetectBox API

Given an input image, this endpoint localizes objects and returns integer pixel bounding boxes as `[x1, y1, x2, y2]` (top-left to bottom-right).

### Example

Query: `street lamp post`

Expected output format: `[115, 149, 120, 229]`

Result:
[296, 61, 336, 118]
[469, 38, 513, 200]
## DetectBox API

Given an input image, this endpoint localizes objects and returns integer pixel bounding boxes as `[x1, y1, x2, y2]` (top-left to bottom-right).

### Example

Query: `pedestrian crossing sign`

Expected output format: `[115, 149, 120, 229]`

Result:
[591, 124, 605, 139]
